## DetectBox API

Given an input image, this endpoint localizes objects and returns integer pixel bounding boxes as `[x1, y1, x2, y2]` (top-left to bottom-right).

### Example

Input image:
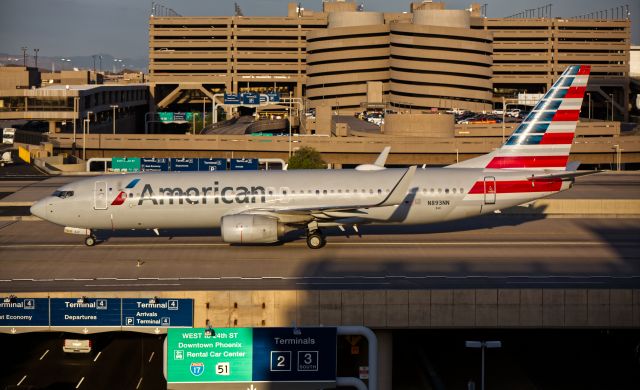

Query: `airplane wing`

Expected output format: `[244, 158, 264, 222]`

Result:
[231, 166, 416, 218]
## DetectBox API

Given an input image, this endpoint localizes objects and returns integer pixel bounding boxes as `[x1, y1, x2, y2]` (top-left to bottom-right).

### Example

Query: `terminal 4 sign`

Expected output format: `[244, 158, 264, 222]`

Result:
[166, 327, 337, 388]
[0, 298, 49, 331]
[0, 297, 193, 334]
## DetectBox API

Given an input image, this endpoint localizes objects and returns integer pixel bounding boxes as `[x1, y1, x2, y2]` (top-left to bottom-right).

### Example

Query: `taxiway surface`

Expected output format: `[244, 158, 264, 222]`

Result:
[1, 216, 638, 291]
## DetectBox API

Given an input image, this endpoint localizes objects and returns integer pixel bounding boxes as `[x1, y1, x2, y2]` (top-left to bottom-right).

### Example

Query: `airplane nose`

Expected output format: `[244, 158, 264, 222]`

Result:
[30, 199, 47, 219]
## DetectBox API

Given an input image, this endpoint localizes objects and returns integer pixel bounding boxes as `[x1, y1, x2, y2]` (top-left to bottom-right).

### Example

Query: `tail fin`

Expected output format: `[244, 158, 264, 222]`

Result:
[448, 64, 591, 170]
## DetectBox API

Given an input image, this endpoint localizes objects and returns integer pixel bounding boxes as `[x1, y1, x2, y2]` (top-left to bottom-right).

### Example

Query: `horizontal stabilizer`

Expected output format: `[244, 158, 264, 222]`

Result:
[526, 170, 601, 181]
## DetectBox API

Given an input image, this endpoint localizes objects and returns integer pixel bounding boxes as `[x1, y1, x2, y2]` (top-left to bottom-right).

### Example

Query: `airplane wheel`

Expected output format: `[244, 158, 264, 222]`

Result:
[85, 235, 97, 247]
[306, 231, 326, 249]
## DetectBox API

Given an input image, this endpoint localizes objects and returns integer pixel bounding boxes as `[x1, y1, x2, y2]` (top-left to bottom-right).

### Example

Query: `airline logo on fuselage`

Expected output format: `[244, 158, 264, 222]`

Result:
[138, 181, 266, 205]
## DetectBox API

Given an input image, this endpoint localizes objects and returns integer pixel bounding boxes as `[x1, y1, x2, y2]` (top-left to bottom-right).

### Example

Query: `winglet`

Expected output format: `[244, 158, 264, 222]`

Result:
[374, 146, 391, 167]
[378, 165, 416, 207]
[356, 146, 391, 171]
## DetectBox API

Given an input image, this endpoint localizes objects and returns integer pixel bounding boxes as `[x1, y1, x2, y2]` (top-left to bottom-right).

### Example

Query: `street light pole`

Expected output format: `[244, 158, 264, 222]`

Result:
[465, 340, 502, 390]
[202, 97, 207, 130]
[501, 96, 506, 143]
[609, 93, 614, 121]
[33, 48, 39, 68]
[83, 111, 93, 160]
[110, 105, 119, 134]
[289, 91, 293, 158]
[21, 46, 27, 67]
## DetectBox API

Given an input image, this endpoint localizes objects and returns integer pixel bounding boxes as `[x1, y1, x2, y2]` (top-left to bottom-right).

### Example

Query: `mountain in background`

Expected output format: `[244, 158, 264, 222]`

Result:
[0, 53, 148, 73]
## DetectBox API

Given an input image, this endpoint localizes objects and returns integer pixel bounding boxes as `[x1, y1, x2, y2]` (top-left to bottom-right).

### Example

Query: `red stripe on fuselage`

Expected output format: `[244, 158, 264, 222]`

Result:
[486, 156, 569, 169]
[552, 110, 580, 122]
[564, 86, 586, 99]
[468, 179, 563, 194]
[540, 132, 574, 145]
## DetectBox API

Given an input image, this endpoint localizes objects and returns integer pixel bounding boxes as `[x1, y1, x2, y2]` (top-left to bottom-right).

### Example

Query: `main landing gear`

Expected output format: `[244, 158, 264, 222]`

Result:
[84, 231, 98, 247]
[306, 229, 326, 249]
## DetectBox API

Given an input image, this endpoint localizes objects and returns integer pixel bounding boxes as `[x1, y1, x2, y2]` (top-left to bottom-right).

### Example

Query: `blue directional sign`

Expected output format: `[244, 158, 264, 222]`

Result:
[198, 158, 227, 171]
[230, 158, 258, 171]
[0, 298, 49, 327]
[267, 92, 280, 103]
[242, 92, 260, 105]
[171, 158, 198, 172]
[252, 327, 337, 382]
[141, 158, 170, 172]
[50, 298, 121, 327]
[260, 94, 268, 104]
[224, 93, 241, 105]
[122, 298, 193, 328]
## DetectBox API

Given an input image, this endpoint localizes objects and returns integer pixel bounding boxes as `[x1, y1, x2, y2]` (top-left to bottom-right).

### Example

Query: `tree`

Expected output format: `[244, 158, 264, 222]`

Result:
[287, 146, 326, 169]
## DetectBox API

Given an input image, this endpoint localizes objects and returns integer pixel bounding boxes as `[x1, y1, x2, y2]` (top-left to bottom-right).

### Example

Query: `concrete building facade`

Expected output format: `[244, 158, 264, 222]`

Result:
[305, 9, 493, 113]
[147, 1, 632, 120]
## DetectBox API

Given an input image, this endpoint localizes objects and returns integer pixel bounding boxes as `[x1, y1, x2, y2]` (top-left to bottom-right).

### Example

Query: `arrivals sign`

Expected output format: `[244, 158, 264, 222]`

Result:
[0, 297, 193, 334]
[122, 298, 193, 329]
[166, 327, 337, 386]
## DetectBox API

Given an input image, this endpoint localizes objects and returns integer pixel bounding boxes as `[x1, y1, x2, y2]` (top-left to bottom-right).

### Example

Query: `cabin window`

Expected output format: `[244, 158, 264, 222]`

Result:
[445, 189, 450, 194]
[316, 190, 320, 195]
[438, 188, 442, 193]
[377, 189, 382, 194]
[323, 190, 327, 195]
[346, 189, 350, 193]
[460, 188, 464, 193]
[338, 189, 342, 193]
[452, 188, 457, 194]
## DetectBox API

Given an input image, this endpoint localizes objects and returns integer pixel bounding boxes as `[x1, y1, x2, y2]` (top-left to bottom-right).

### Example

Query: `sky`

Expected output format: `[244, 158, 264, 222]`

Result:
[1, 0, 638, 60]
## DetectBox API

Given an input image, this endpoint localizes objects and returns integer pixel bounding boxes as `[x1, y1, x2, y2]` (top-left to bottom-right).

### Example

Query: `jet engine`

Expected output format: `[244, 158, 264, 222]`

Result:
[220, 214, 286, 244]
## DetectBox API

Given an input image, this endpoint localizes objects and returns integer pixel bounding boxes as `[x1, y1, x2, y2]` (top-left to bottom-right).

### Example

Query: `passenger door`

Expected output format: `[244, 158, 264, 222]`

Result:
[94, 181, 108, 210]
[483, 176, 496, 205]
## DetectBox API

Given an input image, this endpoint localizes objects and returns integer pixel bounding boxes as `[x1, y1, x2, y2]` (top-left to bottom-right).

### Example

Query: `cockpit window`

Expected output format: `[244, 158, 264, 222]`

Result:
[52, 190, 74, 199]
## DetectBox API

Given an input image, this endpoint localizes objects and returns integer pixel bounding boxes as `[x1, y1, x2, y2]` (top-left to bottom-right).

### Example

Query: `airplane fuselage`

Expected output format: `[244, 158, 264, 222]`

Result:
[33, 168, 570, 231]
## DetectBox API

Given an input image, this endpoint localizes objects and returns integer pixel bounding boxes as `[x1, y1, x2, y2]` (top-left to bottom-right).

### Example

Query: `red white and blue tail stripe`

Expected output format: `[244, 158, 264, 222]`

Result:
[449, 65, 590, 170]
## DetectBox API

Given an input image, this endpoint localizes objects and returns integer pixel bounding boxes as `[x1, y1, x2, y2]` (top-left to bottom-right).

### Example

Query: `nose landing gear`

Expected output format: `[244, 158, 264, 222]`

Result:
[84, 231, 98, 247]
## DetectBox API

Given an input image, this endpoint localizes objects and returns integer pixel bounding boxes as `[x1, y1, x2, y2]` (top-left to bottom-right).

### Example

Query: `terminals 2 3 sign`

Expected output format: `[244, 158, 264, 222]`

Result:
[166, 327, 337, 384]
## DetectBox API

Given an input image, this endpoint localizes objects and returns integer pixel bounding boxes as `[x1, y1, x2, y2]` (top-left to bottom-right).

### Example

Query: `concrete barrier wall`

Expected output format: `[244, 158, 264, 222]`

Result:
[6, 289, 639, 330]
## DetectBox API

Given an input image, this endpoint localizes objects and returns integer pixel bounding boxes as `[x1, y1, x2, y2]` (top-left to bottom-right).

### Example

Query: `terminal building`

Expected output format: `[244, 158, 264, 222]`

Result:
[0, 66, 149, 134]
[148, 0, 632, 119]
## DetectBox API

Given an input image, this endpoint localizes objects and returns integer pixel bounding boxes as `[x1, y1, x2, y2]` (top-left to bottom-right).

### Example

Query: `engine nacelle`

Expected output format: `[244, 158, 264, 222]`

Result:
[220, 214, 284, 244]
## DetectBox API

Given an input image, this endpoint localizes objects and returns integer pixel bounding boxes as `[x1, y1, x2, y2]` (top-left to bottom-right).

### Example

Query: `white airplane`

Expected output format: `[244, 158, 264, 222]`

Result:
[31, 65, 596, 249]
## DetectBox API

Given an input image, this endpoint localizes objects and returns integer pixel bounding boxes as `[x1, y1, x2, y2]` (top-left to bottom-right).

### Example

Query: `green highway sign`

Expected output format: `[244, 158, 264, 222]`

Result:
[167, 328, 253, 383]
[111, 157, 141, 172]
[158, 112, 195, 123]
[158, 112, 174, 122]
[166, 327, 338, 388]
